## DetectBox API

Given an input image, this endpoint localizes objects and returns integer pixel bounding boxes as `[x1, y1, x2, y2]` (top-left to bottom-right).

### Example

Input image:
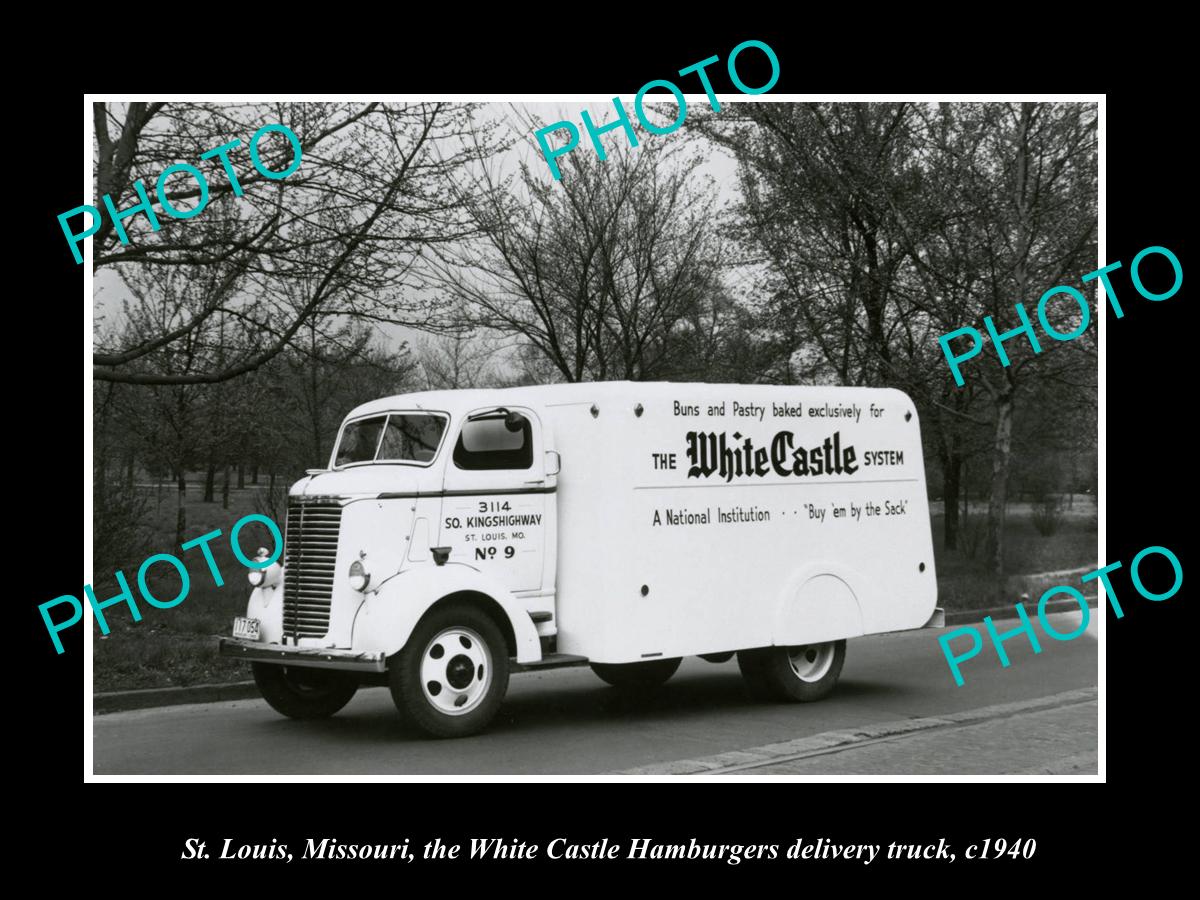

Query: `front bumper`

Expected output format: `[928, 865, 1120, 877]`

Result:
[218, 637, 387, 673]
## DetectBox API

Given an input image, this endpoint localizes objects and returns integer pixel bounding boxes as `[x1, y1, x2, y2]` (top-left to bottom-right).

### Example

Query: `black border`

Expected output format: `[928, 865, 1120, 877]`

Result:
[25, 23, 1191, 883]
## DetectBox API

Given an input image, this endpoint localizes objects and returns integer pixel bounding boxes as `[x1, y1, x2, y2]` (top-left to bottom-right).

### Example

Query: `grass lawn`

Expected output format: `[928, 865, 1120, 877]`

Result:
[931, 494, 1098, 611]
[92, 485, 1098, 692]
[92, 482, 274, 693]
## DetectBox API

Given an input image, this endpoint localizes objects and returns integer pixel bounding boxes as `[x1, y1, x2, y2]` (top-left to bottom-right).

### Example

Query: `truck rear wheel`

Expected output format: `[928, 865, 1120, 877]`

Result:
[251, 663, 359, 719]
[749, 640, 846, 702]
[590, 658, 681, 689]
[389, 603, 510, 739]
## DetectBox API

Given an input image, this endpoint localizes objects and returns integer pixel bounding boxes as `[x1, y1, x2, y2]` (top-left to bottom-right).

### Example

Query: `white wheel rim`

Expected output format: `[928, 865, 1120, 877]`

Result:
[787, 642, 836, 682]
[420, 627, 492, 716]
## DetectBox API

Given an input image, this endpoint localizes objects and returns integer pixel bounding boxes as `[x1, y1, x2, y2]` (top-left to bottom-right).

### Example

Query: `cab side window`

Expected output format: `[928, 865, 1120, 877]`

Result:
[453, 413, 532, 470]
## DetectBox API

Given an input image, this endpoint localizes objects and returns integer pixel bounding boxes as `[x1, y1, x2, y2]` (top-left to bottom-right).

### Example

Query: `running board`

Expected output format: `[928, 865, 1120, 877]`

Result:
[511, 653, 590, 673]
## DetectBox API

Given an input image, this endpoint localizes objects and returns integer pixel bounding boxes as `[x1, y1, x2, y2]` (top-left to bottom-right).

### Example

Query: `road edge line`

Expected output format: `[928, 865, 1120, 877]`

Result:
[611, 687, 1098, 775]
[93, 680, 259, 714]
[945, 594, 1097, 626]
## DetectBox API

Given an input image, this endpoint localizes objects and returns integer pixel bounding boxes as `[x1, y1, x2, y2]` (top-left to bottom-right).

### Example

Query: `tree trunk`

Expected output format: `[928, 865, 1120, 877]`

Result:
[1068, 453, 1076, 508]
[309, 327, 324, 465]
[95, 395, 110, 510]
[961, 461, 969, 523]
[125, 453, 135, 490]
[312, 414, 323, 467]
[981, 103, 1032, 599]
[985, 394, 1015, 592]
[237, 463, 245, 490]
[176, 470, 187, 545]
[95, 461, 108, 512]
[251, 464, 259, 485]
[942, 453, 962, 551]
[861, 228, 891, 385]
[204, 461, 216, 503]
[222, 465, 231, 510]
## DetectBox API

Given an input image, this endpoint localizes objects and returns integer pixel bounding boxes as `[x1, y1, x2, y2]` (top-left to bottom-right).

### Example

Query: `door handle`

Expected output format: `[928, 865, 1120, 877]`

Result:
[524, 479, 545, 485]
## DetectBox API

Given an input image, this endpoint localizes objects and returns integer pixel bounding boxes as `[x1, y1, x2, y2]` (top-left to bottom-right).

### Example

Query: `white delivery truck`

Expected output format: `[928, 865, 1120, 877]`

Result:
[220, 382, 942, 738]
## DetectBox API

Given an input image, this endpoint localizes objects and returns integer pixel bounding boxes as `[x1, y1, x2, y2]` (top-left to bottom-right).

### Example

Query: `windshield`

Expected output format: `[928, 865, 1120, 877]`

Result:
[334, 413, 448, 467]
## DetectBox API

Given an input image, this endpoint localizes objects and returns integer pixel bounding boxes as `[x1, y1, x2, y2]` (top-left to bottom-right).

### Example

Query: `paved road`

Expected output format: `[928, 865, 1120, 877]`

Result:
[93, 611, 1097, 775]
[619, 689, 1098, 775]
[735, 698, 1095, 776]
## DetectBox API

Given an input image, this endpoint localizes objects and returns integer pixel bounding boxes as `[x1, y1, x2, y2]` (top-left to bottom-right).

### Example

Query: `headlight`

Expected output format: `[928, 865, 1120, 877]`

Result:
[248, 548, 282, 589]
[349, 558, 371, 592]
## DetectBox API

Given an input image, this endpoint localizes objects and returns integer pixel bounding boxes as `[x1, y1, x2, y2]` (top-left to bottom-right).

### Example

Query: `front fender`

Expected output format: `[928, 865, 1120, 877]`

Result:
[351, 562, 542, 663]
[246, 584, 284, 644]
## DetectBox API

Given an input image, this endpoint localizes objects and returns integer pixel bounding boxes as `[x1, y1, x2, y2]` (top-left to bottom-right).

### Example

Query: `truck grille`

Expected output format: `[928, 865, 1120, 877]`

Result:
[282, 496, 343, 640]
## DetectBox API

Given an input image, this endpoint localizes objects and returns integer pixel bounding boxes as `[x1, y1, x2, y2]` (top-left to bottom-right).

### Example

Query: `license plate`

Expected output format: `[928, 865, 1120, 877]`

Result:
[233, 617, 261, 641]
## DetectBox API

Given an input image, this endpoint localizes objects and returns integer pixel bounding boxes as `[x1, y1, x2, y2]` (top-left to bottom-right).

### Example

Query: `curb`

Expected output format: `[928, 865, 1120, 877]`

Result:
[94, 680, 259, 714]
[944, 594, 1097, 627]
[612, 687, 1099, 775]
[93, 598, 1100, 715]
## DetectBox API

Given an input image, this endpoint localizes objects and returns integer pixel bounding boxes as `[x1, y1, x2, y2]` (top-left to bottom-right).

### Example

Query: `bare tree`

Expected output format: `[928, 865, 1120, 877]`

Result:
[700, 101, 1097, 570]
[701, 103, 919, 386]
[272, 321, 418, 469]
[887, 103, 1096, 575]
[702, 102, 987, 548]
[428, 134, 727, 382]
[416, 331, 505, 389]
[90, 102, 499, 385]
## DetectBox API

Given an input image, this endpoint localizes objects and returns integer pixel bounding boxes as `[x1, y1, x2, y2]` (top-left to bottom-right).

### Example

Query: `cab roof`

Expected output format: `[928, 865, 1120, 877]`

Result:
[344, 382, 644, 421]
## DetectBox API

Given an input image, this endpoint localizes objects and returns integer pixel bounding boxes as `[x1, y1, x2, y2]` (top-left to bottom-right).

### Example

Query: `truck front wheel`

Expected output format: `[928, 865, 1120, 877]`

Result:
[389, 603, 510, 739]
[590, 658, 681, 689]
[251, 663, 359, 719]
[738, 640, 846, 702]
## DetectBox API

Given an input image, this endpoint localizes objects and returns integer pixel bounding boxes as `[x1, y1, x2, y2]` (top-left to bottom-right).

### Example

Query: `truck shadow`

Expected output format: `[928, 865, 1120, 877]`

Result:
[497, 674, 913, 731]
[274, 670, 916, 744]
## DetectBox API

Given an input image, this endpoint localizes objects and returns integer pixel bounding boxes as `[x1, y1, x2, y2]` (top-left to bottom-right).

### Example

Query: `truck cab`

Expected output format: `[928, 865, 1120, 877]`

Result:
[221, 391, 564, 737]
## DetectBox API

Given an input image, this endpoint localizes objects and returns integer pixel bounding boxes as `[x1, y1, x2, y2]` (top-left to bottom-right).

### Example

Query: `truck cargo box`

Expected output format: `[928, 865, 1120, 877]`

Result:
[545, 383, 937, 662]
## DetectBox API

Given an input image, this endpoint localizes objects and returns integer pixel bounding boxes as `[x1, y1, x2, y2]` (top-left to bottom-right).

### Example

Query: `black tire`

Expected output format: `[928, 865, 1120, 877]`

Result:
[590, 657, 681, 689]
[251, 663, 359, 719]
[757, 640, 846, 702]
[389, 603, 510, 739]
[700, 651, 735, 664]
[736, 649, 774, 700]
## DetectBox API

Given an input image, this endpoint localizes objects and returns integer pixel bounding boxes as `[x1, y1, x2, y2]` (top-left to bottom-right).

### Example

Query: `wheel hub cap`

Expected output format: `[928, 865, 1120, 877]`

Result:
[787, 642, 835, 682]
[446, 655, 474, 689]
[421, 627, 492, 716]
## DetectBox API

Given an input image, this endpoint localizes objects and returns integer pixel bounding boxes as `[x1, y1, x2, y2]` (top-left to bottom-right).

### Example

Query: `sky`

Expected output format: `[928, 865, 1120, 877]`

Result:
[92, 100, 745, 368]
